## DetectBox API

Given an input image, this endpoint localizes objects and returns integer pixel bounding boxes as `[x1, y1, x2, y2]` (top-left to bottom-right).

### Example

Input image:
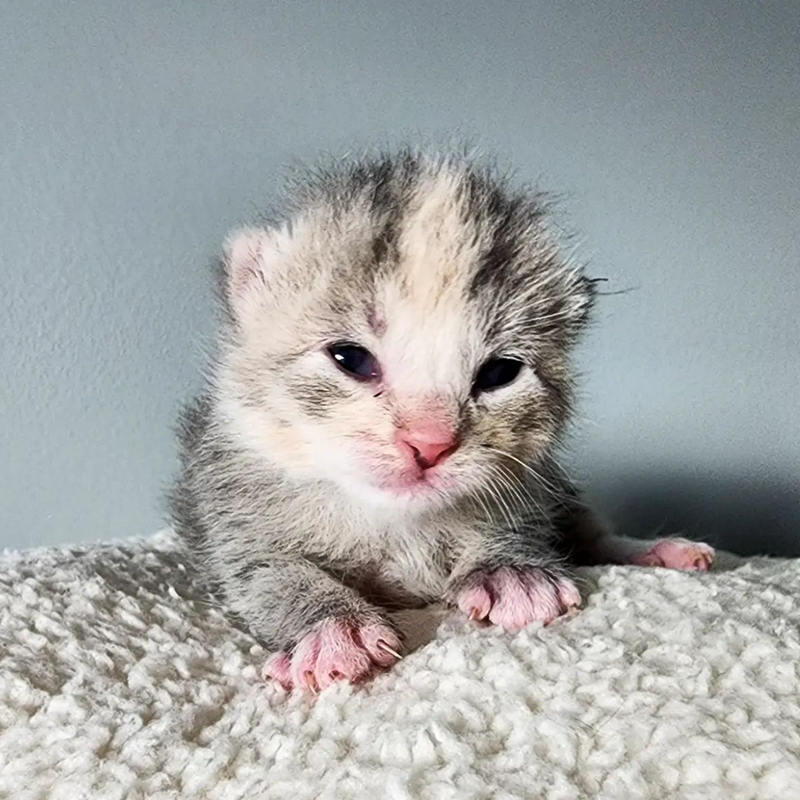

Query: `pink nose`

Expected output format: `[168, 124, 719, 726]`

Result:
[397, 424, 459, 470]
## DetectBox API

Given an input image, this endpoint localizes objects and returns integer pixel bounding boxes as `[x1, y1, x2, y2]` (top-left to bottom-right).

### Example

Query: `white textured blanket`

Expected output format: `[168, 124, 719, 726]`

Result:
[1, 533, 799, 800]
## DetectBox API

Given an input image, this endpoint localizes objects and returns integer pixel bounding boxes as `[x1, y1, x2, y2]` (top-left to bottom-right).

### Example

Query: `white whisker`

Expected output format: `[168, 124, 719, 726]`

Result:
[483, 464, 526, 533]
[494, 462, 548, 521]
[484, 447, 567, 500]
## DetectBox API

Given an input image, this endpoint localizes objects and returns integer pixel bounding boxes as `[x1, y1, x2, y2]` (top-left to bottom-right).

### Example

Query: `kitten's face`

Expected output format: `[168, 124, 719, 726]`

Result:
[218, 157, 592, 514]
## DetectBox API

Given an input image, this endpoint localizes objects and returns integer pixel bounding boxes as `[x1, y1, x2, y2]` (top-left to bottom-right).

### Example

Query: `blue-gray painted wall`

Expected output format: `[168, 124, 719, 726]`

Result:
[2, 1, 798, 553]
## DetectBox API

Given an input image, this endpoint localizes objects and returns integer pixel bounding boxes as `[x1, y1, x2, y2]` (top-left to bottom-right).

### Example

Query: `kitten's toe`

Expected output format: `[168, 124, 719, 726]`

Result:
[262, 651, 293, 690]
[453, 566, 580, 633]
[262, 617, 402, 693]
[455, 583, 492, 622]
[631, 538, 715, 571]
[355, 620, 405, 667]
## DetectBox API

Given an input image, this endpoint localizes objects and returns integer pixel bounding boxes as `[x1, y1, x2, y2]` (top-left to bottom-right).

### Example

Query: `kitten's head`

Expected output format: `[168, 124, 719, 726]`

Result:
[216, 151, 594, 513]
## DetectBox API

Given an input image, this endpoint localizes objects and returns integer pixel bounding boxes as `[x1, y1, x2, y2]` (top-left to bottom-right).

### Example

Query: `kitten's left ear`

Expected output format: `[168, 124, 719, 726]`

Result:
[563, 273, 596, 331]
[223, 227, 275, 300]
[576, 274, 598, 322]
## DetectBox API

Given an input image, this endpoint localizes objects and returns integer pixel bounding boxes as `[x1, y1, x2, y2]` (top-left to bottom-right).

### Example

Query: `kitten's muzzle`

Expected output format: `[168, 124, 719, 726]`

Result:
[395, 422, 460, 471]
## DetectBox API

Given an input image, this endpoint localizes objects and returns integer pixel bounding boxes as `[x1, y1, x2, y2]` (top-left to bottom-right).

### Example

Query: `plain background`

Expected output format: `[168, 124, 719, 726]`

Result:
[1, 1, 798, 554]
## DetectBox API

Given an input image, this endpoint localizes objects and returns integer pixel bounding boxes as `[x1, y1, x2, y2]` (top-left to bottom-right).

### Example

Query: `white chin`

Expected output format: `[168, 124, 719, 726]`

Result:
[344, 478, 446, 512]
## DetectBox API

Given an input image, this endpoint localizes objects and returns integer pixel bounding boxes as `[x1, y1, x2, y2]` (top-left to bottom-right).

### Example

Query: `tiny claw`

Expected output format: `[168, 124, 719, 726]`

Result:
[468, 607, 481, 621]
[695, 553, 712, 570]
[303, 670, 319, 694]
[376, 640, 402, 660]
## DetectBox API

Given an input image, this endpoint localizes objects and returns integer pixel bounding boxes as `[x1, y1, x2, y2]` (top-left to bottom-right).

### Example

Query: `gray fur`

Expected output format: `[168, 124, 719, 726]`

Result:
[170, 147, 609, 654]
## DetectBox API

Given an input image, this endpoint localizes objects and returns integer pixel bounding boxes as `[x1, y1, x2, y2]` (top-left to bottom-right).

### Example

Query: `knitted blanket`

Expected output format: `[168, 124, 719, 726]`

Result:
[1, 533, 798, 799]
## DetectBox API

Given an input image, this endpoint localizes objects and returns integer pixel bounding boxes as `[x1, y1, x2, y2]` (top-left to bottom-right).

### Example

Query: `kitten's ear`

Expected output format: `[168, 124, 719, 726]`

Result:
[222, 227, 275, 300]
[555, 272, 596, 338]
[572, 274, 597, 325]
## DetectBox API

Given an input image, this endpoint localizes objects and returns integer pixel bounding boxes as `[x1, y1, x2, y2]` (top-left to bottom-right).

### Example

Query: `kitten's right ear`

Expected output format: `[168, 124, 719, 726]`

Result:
[222, 227, 276, 300]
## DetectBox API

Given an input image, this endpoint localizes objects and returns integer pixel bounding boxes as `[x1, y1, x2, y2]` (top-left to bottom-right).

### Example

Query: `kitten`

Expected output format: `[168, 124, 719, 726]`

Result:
[170, 149, 714, 692]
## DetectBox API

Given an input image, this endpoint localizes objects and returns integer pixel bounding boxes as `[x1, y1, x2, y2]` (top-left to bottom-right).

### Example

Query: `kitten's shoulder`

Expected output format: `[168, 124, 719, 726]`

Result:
[175, 392, 215, 456]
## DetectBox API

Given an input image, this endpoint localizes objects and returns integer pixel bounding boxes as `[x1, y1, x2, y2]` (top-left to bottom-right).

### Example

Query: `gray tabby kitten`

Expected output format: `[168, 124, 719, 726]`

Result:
[170, 149, 714, 692]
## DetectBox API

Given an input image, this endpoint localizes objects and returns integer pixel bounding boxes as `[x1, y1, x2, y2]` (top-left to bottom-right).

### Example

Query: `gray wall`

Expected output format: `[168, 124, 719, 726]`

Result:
[1, 1, 798, 554]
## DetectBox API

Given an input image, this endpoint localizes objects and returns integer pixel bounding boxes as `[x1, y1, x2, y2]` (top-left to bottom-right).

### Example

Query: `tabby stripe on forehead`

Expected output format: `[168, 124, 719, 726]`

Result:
[466, 179, 533, 300]
[469, 214, 521, 299]
[371, 214, 400, 269]
[366, 158, 409, 272]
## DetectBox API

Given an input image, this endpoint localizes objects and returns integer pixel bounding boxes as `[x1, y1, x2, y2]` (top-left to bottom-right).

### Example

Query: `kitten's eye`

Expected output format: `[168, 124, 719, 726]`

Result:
[326, 343, 381, 381]
[473, 358, 523, 394]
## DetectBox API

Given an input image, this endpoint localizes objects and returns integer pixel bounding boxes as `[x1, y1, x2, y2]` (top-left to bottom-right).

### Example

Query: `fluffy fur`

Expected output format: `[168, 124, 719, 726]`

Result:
[170, 148, 714, 691]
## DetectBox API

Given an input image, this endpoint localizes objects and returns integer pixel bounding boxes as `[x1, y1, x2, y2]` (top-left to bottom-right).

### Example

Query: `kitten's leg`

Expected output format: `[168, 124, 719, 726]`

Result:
[557, 503, 715, 571]
[221, 556, 402, 692]
[445, 532, 582, 632]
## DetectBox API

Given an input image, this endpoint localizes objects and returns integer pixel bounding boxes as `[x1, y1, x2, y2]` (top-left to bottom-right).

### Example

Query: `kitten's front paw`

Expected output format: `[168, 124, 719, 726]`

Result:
[631, 538, 715, 571]
[261, 616, 402, 693]
[450, 566, 581, 633]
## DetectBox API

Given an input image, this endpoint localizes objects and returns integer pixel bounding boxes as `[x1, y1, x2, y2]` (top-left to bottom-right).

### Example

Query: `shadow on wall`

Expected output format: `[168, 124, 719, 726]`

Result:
[590, 470, 800, 558]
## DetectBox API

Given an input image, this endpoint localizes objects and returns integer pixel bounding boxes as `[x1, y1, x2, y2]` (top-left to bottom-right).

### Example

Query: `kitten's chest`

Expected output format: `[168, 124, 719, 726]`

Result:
[344, 525, 454, 609]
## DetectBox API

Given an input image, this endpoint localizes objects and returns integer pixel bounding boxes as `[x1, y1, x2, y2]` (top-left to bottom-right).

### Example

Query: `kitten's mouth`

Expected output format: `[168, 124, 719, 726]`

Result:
[373, 468, 448, 498]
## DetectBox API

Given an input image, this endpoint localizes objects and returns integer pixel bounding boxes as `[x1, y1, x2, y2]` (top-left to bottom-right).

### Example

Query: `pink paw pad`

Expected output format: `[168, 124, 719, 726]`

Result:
[631, 538, 715, 571]
[455, 567, 581, 633]
[261, 617, 402, 693]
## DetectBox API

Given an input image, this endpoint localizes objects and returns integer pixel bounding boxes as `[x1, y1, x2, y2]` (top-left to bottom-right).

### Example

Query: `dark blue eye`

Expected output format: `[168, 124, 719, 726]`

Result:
[473, 358, 523, 394]
[327, 343, 380, 381]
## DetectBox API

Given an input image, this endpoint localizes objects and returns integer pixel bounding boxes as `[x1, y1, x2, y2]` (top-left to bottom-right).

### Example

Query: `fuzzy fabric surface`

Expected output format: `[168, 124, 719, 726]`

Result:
[1, 532, 799, 800]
